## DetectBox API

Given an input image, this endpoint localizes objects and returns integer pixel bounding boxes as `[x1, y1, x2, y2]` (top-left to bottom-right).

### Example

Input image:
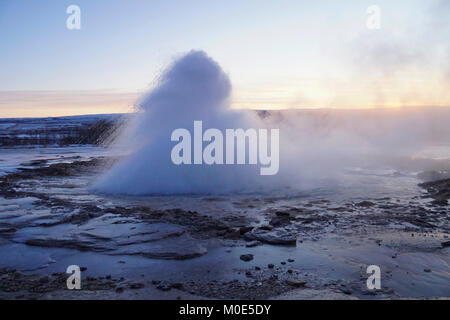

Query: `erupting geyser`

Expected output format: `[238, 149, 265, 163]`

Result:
[93, 50, 278, 194]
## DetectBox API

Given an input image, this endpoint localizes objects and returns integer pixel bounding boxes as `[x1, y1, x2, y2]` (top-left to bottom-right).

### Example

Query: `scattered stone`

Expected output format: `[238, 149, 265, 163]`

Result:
[441, 241, 450, 248]
[239, 226, 253, 235]
[171, 283, 184, 289]
[240, 254, 254, 262]
[341, 288, 353, 295]
[285, 279, 306, 288]
[356, 201, 375, 208]
[224, 229, 241, 239]
[0, 227, 16, 234]
[39, 276, 49, 284]
[156, 282, 172, 291]
[269, 213, 292, 227]
[268, 264, 274, 269]
[419, 179, 450, 204]
[424, 269, 431, 273]
[431, 199, 448, 206]
[115, 287, 124, 293]
[129, 282, 145, 289]
[246, 240, 262, 248]
[244, 228, 297, 246]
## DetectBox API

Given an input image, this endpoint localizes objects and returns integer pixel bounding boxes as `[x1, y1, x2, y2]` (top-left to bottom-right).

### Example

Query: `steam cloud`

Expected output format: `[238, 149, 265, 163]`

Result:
[94, 50, 450, 195]
[94, 51, 283, 194]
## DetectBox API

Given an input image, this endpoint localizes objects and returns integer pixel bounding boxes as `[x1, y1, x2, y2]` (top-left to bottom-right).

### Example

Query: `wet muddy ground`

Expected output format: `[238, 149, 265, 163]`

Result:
[0, 149, 448, 299]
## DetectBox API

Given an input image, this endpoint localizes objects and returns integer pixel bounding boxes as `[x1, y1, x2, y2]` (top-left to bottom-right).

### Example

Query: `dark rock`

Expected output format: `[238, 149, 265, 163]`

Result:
[0, 227, 16, 234]
[216, 230, 227, 236]
[224, 229, 241, 240]
[410, 218, 435, 228]
[245, 240, 262, 248]
[286, 279, 306, 288]
[356, 201, 375, 208]
[156, 282, 172, 291]
[341, 288, 353, 295]
[171, 283, 184, 289]
[115, 287, 124, 293]
[268, 264, 274, 269]
[275, 211, 291, 217]
[129, 282, 145, 289]
[244, 228, 297, 246]
[240, 254, 254, 262]
[441, 241, 450, 248]
[419, 179, 450, 203]
[239, 226, 254, 235]
[39, 276, 49, 284]
[431, 199, 448, 206]
[269, 212, 293, 227]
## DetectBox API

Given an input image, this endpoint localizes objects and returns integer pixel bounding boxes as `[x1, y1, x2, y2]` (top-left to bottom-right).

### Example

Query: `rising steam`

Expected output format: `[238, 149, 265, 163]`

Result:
[94, 50, 450, 195]
[93, 51, 282, 194]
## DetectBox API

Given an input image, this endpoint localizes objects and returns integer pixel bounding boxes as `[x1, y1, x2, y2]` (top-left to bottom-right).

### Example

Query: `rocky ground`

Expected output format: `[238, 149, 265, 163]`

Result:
[0, 155, 449, 300]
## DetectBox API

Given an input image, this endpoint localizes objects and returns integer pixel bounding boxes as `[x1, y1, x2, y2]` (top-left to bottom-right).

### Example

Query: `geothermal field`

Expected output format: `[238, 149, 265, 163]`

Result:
[0, 52, 449, 300]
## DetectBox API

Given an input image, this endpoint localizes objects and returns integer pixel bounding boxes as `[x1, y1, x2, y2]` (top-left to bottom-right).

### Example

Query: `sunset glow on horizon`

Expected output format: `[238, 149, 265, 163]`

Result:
[1, 0, 449, 118]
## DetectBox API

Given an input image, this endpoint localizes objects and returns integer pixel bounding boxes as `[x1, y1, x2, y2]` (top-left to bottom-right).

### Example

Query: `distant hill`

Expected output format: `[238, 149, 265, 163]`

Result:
[0, 114, 124, 147]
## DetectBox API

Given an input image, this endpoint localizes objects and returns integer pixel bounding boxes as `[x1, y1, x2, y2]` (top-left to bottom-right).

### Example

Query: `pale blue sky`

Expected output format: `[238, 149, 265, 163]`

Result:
[0, 0, 448, 117]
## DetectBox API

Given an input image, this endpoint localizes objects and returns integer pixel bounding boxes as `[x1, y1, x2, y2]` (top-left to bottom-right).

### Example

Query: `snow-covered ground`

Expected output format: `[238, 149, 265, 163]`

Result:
[0, 114, 122, 147]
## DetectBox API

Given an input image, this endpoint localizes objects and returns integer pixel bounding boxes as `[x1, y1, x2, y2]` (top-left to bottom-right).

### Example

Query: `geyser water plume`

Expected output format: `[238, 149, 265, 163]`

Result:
[94, 51, 278, 194]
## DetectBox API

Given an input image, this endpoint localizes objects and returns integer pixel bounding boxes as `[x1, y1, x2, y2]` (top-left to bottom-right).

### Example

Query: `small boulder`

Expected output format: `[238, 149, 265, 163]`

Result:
[286, 279, 306, 288]
[240, 254, 254, 262]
